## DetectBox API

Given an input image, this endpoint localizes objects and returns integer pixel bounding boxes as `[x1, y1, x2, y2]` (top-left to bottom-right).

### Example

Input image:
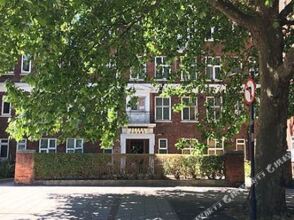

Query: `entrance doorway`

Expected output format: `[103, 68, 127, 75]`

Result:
[126, 139, 149, 154]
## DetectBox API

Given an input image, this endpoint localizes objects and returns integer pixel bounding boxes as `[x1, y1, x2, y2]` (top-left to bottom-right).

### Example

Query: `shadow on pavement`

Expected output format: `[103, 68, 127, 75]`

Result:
[33, 189, 250, 220]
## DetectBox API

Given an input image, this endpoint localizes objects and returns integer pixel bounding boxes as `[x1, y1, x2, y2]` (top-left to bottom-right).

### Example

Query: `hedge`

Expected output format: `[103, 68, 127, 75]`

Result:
[0, 160, 14, 178]
[34, 153, 224, 180]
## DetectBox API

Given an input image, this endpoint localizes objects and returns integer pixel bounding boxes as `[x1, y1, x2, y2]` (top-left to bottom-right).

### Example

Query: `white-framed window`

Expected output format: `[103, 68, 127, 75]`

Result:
[234, 100, 244, 116]
[181, 97, 198, 121]
[154, 56, 171, 80]
[206, 96, 222, 121]
[182, 146, 194, 154]
[207, 138, 224, 155]
[205, 27, 215, 42]
[248, 56, 259, 76]
[130, 96, 146, 111]
[21, 55, 32, 74]
[236, 138, 246, 153]
[158, 138, 168, 154]
[180, 138, 199, 154]
[17, 139, 27, 151]
[103, 147, 113, 154]
[1, 96, 11, 116]
[228, 57, 242, 75]
[155, 97, 171, 121]
[4, 67, 14, 75]
[66, 138, 84, 153]
[39, 138, 57, 153]
[205, 56, 221, 81]
[0, 139, 9, 159]
[130, 63, 146, 81]
[180, 58, 197, 81]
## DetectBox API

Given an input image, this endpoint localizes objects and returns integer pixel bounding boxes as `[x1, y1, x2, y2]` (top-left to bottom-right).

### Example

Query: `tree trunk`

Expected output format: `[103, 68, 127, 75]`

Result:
[255, 72, 290, 219]
[251, 17, 291, 219]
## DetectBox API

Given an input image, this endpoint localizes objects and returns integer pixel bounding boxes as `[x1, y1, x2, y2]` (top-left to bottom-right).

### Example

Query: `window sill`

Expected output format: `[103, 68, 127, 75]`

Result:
[155, 120, 172, 123]
[181, 120, 199, 123]
[206, 79, 222, 82]
[129, 79, 145, 82]
[154, 79, 168, 81]
[20, 72, 30, 75]
[0, 115, 11, 118]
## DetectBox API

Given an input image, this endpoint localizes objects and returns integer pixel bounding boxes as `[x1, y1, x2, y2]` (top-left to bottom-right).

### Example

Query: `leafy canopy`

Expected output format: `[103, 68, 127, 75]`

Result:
[0, 0, 292, 146]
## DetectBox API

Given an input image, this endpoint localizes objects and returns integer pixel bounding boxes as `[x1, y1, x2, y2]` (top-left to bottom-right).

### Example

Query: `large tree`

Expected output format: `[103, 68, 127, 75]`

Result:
[0, 0, 293, 219]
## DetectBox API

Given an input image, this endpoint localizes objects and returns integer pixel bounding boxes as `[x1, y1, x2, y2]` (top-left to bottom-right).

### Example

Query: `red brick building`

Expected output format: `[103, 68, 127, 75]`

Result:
[0, 53, 256, 162]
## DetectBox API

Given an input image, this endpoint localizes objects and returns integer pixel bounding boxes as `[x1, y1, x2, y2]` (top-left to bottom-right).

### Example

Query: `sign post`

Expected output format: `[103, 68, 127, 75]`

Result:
[244, 75, 256, 220]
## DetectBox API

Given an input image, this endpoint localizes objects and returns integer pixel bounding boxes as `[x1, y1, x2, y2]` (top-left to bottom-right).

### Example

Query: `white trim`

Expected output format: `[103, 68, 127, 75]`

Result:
[206, 138, 224, 155]
[180, 138, 198, 154]
[180, 58, 197, 81]
[181, 96, 198, 122]
[21, 55, 32, 74]
[155, 96, 171, 121]
[158, 138, 168, 154]
[130, 63, 147, 81]
[39, 138, 57, 153]
[0, 139, 9, 159]
[236, 138, 246, 156]
[4, 68, 14, 75]
[0, 83, 31, 92]
[205, 56, 221, 81]
[66, 138, 84, 153]
[206, 96, 222, 122]
[120, 133, 155, 154]
[1, 96, 11, 117]
[17, 139, 27, 151]
[154, 56, 171, 80]
[205, 27, 215, 42]
[103, 147, 113, 154]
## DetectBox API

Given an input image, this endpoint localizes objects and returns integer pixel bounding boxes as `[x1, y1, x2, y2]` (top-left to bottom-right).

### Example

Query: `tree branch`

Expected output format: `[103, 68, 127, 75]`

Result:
[282, 19, 294, 26]
[207, 0, 255, 28]
[279, 1, 294, 19]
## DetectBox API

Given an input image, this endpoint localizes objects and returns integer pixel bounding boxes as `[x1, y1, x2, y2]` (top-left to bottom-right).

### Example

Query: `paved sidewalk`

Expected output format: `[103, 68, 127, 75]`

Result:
[0, 183, 293, 220]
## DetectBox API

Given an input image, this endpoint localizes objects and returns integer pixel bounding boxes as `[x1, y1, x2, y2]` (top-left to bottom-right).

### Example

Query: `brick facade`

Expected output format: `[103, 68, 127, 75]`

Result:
[0, 56, 292, 163]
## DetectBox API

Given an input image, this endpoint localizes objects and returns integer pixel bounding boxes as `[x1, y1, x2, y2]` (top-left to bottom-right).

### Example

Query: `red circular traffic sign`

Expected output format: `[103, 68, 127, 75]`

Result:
[244, 78, 256, 105]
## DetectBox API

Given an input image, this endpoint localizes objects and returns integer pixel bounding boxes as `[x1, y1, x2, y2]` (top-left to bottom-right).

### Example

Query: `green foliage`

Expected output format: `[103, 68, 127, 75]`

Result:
[175, 138, 206, 155]
[0, 160, 14, 178]
[161, 155, 224, 180]
[34, 153, 113, 180]
[0, 0, 292, 148]
[0, 0, 249, 145]
[199, 155, 224, 179]
[34, 153, 224, 180]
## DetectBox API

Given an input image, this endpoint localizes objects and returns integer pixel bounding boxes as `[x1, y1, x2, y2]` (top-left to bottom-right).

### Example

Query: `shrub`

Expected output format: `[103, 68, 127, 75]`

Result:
[159, 154, 223, 180]
[0, 160, 14, 178]
[34, 153, 113, 180]
[199, 156, 224, 179]
[33, 153, 225, 180]
[162, 156, 184, 179]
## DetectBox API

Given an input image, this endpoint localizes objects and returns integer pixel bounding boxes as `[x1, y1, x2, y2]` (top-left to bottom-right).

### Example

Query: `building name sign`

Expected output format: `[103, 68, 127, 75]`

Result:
[122, 128, 153, 134]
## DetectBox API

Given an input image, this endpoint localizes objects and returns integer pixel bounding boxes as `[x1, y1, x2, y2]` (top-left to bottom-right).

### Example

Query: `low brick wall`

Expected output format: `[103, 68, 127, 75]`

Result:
[224, 152, 244, 186]
[14, 151, 245, 186]
[14, 150, 35, 184]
